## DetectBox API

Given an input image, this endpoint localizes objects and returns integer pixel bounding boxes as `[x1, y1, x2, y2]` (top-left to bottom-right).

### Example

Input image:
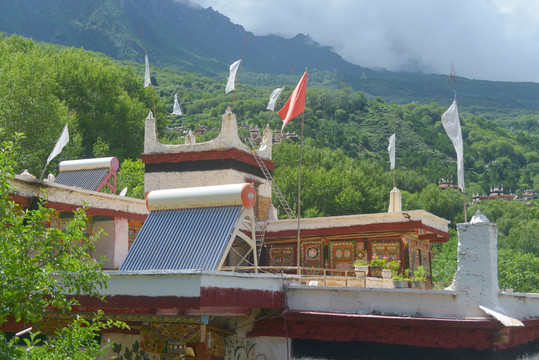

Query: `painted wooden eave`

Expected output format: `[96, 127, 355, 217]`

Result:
[265, 210, 450, 239]
[9, 175, 148, 220]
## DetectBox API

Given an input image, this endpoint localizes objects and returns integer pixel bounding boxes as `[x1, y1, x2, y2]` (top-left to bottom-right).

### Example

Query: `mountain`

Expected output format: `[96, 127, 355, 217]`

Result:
[0, 0, 359, 75]
[2, 0, 539, 124]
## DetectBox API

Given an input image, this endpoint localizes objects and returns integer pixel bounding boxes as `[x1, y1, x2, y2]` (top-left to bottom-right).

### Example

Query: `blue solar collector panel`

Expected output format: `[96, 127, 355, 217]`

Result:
[54, 168, 110, 191]
[120, 205, 243, 271]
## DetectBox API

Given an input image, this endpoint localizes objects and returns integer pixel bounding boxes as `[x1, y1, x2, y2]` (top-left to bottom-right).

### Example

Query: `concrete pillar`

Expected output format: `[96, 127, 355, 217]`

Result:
[388, 187, 402, 212]
[454, 210, 499, 309]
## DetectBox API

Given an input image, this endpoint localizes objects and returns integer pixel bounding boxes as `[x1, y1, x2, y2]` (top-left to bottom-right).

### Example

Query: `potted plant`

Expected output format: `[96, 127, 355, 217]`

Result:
[369, 255, 386, 278]
[392, 270, 410, 288]
[383, 260, 400, 279]
[354, 260, 369, 278]
[411, 265, 427, 289]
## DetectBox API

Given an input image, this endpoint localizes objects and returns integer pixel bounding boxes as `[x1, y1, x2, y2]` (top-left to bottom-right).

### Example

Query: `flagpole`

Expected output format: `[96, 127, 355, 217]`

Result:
[41, 123, 69, 180]
[39, 163, 49, 181]
[266, 110, 275, 127]
[296, 111, 305, 275]
[231, 36, 247, 109]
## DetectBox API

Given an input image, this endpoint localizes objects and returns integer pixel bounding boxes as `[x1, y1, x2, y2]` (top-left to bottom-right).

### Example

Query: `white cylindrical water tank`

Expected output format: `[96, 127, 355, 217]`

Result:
[59, 157, 119, 172]
[146, 183, 257, 211]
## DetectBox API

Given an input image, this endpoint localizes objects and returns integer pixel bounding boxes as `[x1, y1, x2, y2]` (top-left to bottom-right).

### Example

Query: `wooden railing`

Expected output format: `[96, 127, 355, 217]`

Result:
[220, 266, 368, 288]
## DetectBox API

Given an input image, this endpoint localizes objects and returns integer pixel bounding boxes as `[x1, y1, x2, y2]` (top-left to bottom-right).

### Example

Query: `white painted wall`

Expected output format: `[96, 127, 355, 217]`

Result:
[93, 220, 116, 270]
[225, 336, 290, 360]
[252, 336, 290, 360]
[144, 170, 271, 198]
[113, 218, 129, 269]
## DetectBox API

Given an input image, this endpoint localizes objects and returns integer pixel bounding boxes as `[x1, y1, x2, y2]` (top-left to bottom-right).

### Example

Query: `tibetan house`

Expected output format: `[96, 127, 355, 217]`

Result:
[3, 109, 538, 360]
[262, 210, 448, 279]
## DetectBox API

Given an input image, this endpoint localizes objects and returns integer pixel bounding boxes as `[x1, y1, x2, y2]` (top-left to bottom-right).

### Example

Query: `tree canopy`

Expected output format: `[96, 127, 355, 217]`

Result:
[0, 132, 123, 358]
[0, 35, 164, 176]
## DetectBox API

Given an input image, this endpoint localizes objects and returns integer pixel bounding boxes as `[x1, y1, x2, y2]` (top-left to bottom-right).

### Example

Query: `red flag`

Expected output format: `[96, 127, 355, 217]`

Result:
[278, 70, 307, 131]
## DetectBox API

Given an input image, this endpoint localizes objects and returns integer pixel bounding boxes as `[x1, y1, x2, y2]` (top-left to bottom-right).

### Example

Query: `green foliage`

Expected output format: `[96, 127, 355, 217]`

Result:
[0, 131, 121, 358]
[116, 158, 145, 199]
[431, 229, 459, 283]
[384, 260, 401, 272]
[92, 137, 110, 158]
[413, 265, 427, 281]
[272, 143, 391, 218]
[498, 249, 539, 293]
[0, 132, 107, 326]
[5, 312, 127, 360]
[370, 258, 386, 267]
[0, 36, 81, 174]
[110, 340, 146, 360]
[0, 35, 163, 175]
[408, 184, 465, 224]
[392, 272, 410, 281]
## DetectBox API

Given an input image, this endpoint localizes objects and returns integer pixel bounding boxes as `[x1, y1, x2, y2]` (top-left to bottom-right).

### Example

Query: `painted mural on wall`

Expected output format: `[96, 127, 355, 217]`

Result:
[224, 336, 288, 360]
[225, 336, 255, 360]
[101, 333, 162, 360]
[302, 241, 322, 269]
[269, 245, 294, 267]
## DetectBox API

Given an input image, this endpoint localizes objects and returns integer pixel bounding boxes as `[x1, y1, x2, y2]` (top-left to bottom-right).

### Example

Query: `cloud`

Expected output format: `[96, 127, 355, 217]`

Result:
[189, 0, 539, 82]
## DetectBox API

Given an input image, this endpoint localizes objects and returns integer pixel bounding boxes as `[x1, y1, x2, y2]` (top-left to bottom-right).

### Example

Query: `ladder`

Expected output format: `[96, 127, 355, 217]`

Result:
[255, 221, 267, 260]
[247, 138, 296, 219]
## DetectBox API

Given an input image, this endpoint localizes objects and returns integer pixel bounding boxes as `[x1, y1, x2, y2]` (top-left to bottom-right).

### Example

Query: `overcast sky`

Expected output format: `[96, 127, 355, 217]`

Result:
[188, 0, 539, 83]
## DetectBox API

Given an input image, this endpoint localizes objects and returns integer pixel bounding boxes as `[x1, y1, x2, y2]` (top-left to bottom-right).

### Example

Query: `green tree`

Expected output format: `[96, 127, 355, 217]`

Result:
[431, 230, 458, 283]
[403, 184, 464, 225]
[0, 35, 161, 175]
[4, 312, 125, 360]
[116, 158, 145, 199]
[0, 131, 122, 358]
[0, 36, 82, 174]
[498, 249, 539, 293]
[273, 143, 391, 218]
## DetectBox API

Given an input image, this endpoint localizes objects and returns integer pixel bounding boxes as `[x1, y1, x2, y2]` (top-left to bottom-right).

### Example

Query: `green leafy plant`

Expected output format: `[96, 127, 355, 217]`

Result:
[354, 260, 369, 266]
[0, 130, 125, 358]
[370, 258, 386, 267]
[384, 260, 401, 272]
[413, 265, 427, 281]
[392, 273, 409, 281]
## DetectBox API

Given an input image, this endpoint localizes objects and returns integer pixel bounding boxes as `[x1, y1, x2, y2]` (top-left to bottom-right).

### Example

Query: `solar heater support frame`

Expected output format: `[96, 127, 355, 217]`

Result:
[217, 207, 258, 273]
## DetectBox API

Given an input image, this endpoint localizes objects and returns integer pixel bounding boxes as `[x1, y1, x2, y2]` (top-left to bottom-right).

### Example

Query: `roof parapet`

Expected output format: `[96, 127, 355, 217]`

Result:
[144, 108, 252, 155]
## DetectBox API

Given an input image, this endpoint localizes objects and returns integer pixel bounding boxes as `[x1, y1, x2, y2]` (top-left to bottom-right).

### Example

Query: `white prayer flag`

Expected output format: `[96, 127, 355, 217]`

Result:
[172, 94, 182, 115]
[144, 54, 151, 88]
[267, 87, 283, 111]
[47, 123, 69, 165]
[442, 99, 465, 191]
[225, 59, 242, 93]
[388, 133, 396, 170]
